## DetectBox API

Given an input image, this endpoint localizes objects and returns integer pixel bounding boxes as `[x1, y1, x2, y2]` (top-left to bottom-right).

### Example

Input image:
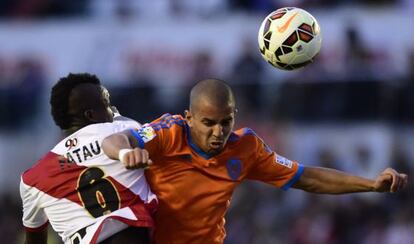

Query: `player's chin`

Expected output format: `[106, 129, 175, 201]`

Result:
[208, 143, 224, 154]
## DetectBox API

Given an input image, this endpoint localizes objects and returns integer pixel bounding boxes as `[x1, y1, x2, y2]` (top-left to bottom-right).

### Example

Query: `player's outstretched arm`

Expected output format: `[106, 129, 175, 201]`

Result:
[292, 166, 408, 194]
[25, 229, 47, 244]
[102, 130, 152, 169]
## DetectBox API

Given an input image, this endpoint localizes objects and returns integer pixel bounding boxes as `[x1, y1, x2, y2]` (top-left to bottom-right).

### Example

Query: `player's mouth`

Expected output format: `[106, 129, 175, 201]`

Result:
[209, 141, 224, 149]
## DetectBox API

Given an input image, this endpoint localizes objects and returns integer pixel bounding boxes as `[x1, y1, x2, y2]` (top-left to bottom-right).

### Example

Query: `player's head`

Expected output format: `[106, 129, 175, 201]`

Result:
[50, 73, 114, 133]
[185, 78, 236, 155]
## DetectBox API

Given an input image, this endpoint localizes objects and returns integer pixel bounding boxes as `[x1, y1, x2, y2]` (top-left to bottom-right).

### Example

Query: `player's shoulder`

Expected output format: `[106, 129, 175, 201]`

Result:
[228, 127, 268, 147]
[230, 127, 273, 153]
[87, 117, 140, 133]
[21, 151, 61, 185]
[113, 114, 141, 125]
[63, 117, 140, 142]
[149, 113, 186, 131]
[231, 127, 260, 141]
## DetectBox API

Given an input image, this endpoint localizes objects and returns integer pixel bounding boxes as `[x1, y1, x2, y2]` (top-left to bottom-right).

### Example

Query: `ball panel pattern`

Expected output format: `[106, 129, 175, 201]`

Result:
[257, 7, 322, 70]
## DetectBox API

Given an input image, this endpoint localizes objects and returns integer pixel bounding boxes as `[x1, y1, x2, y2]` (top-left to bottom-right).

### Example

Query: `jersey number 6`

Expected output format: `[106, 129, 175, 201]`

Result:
[77, 167, 120, 218]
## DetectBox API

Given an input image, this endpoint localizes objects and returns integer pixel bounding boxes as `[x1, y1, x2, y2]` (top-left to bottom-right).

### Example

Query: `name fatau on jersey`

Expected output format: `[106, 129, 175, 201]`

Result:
[65, 140, 101, 163]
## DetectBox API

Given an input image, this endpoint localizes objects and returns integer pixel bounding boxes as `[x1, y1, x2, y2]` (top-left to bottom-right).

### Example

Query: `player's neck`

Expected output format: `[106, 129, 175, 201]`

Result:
[64, 117, 96, 135]
[64, 126, 83, 136]
[64, 122, 91, 135]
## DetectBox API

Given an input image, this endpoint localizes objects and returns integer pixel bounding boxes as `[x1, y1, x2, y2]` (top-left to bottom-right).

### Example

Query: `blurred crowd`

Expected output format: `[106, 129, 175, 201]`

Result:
[0, 56, 45, 131]
[0, 0, 409, 20]
[1, 1, 414, 243]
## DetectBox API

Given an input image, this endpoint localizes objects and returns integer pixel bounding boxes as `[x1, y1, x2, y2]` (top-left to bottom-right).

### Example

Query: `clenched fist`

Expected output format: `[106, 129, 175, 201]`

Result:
[373, 168, 408, 193]
[118, 148, 153, 169]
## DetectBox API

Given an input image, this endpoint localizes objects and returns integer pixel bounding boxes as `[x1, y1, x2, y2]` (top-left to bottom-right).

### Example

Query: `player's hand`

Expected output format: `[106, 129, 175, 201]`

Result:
[118, 148, 153, 169]
[373, 168, 408, 193]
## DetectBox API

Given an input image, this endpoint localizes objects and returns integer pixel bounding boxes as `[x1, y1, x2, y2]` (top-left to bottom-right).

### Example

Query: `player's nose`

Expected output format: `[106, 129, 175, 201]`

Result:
[212, 124, 224, 137]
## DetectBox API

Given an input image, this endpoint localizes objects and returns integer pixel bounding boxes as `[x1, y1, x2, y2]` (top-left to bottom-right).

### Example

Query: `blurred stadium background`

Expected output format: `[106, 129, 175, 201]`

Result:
[1, 0, 414, 243]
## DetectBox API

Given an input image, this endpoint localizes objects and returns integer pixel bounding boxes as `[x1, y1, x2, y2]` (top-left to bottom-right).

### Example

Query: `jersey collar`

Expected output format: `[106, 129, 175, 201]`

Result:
[185, 124, 216, 160]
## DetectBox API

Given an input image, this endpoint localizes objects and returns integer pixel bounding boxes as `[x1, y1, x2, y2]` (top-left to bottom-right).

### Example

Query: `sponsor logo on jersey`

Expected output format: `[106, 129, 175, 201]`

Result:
[65, 140, 101, 164]
[139, 126, 156, 143]
[226, 158, 242, 180]
[275, 155, 293, 168]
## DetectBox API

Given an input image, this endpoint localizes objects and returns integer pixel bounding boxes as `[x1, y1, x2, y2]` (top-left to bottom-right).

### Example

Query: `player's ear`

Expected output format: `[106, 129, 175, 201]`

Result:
[83, 109, 95, 122]
[184, 110, 193, 126]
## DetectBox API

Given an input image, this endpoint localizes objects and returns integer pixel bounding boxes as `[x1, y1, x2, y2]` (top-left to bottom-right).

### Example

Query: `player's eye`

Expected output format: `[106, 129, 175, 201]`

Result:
[221, 119, 232, 127]
[203, 120, 215, 127]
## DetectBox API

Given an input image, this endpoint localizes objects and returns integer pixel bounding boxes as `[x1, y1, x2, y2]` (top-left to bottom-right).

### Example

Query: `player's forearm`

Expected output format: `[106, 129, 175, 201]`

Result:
[102, 133, 133, 160]
[293, 166, 375, 194]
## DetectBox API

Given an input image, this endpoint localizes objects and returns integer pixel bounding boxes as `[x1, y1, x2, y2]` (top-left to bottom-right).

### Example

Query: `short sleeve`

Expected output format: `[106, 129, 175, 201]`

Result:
[20, 178, 49, 231]
[245, 136, 304, 190]
[129, 124, 161, 155]
[129, 114, 185, 160]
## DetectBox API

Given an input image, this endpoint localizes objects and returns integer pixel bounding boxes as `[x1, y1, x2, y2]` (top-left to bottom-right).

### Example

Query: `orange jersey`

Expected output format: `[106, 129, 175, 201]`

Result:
[130, 114, 303, 244]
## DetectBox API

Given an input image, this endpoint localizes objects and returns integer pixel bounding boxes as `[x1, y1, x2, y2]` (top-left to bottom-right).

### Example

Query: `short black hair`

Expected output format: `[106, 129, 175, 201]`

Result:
[50, 73, 101, 130]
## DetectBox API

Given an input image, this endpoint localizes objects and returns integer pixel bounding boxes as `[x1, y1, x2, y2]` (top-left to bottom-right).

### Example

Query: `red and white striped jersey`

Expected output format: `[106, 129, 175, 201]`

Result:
[20, 116, 157, 244]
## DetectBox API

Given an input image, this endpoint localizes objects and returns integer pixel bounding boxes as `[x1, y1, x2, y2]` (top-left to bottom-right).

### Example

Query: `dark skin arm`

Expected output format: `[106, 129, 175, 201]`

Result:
[293, 166, 408, 194]
[102, 130, 152, 169]
[24, 229, 48, 244]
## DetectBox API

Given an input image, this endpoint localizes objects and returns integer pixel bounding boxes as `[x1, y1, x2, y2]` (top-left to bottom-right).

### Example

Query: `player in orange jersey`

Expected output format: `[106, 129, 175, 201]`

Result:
[102, 78, 408, 244]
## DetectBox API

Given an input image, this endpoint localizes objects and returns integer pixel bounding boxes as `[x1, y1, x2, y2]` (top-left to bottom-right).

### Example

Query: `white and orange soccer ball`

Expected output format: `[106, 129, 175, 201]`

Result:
[258, 7, 322, 70]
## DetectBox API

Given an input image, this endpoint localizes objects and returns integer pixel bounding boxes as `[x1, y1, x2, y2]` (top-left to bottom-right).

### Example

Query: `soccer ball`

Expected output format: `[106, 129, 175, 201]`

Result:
[258, 7, 322, 71]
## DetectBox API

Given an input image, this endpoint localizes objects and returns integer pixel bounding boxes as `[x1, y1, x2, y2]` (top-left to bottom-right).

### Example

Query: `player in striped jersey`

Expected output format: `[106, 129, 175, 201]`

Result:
[102, 78, 408, 244]
[20, 73, 157, 244]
